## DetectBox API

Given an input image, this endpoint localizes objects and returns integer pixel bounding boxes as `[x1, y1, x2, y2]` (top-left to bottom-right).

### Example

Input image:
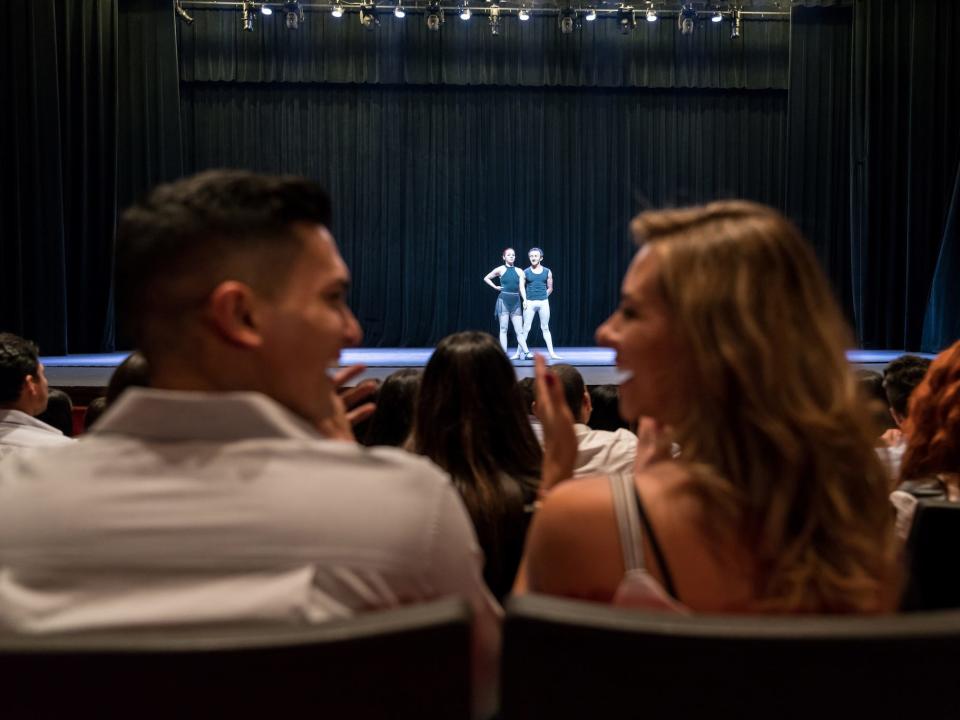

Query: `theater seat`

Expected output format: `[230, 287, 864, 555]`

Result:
[501, 594, 960, 720]
[902, 499, 960, 611]
[0, 598, 471, 720]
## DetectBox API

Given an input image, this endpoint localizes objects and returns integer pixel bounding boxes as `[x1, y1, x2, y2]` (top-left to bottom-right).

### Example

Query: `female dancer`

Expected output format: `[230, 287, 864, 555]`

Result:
[483, 248, 530, 359]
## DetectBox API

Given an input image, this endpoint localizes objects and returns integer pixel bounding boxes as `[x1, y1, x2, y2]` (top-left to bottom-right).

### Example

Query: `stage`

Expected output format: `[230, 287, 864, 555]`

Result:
[41, 348, 931, 389]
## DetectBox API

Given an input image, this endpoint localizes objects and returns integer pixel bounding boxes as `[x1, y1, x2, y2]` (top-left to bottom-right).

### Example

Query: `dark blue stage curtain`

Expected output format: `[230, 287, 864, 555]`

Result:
[850, 0, 960, 351]
[0, 0, 117, 355]
[178, 11, 789, 347]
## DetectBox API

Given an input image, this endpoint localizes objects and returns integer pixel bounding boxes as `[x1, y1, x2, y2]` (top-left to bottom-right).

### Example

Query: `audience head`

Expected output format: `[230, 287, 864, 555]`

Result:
[83, 396, 108, 431]
[857, 369, 897, 435]
[35, 389, 74, 436]
[0, 333, 49, 415]
[587, 384, 629, 432]
[414, 331, 542, 594]
[518, 377, 536, 414]
[595, 200, 893, 611]
[105, 351, 151, 405]
[116, 170, 361, 425]
[901, 340, 960, 481]
[882, 354, 932, 426]
[550, 364, 589, 424]
[362, 369, 421, 447]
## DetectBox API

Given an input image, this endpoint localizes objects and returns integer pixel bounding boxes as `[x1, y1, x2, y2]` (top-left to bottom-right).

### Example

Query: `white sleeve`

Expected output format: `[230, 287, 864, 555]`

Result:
[427, 484, 503, 719]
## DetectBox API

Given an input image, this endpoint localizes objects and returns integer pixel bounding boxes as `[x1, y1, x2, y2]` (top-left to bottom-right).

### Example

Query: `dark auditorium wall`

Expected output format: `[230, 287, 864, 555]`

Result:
[1, 0, 958, 352]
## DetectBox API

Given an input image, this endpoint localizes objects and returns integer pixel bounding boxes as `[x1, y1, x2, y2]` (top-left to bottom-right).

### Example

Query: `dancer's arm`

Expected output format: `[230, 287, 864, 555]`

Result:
[546, 270, 554, 297]
[519, 270, 527, 309]
[483, 266, 504, 290]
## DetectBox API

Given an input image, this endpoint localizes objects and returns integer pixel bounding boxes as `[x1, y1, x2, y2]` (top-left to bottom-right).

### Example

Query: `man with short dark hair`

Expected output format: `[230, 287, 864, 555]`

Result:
[0, 171, 499, 715]
[879, 354, 932, 479]
[549, 364, 637, 477]
[0, 333, 74, 458]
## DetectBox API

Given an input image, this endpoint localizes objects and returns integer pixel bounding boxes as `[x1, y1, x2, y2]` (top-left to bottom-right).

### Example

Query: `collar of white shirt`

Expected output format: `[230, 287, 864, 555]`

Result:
[0, 408, 65, 435]
[92, 388, 322, 443]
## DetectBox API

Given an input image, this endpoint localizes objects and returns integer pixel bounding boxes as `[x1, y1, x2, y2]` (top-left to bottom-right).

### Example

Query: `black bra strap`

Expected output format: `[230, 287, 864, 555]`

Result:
[632, 486, 679, 601]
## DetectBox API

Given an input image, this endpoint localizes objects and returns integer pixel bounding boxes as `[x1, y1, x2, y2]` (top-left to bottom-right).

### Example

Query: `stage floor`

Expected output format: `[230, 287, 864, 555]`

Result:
[42, 348, 931, 388]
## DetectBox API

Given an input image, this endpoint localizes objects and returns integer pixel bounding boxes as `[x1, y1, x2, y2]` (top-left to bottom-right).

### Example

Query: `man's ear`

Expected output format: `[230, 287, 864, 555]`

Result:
[580, 389, 592, 424]
[207, 281, 264, 349]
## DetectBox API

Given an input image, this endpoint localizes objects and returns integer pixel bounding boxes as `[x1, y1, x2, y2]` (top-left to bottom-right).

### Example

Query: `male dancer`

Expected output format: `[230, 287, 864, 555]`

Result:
[520, 247, 561, 359]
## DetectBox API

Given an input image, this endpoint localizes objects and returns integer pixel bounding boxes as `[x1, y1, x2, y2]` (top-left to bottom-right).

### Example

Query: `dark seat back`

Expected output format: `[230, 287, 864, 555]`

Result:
[902, 499, 960, 611]
[502, 594, 960, 720]
[0, 598, 471, 720]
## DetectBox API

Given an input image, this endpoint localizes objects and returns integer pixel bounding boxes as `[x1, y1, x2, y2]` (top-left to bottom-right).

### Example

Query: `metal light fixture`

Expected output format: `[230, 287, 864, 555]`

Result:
[241, 0, 255, 31]
[426, 2, 444, 30]
[731, 9, 742, 38]
[174, 0, 194, 24]
[359, 3, 379, 28]
[394, 2, 405, 17]
[518, 4, 530, 21]
[712, 10, 723, 23]
[283, 0, 303, 28]
[617, 4, 636, 33]
[645, 3, 656, 21]
[489, 4, 501, 34]
[678, 3, 696, 34]
[332, 2, 344, 17]
[261, 4, 273, 15]
[460, 4, 471, 20]
[585, 7, 597, 21]
[559, 7, 576, 33]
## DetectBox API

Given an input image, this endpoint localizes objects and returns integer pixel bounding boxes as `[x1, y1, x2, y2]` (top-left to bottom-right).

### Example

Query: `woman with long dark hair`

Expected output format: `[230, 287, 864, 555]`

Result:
[414, 331, 542, 600]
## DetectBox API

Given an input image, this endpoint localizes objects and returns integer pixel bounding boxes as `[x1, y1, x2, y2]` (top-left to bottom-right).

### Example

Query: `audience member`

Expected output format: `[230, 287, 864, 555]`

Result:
[362, 369, 420, 447]
[83, 396, 108, 431]
[105, 350, 151, 405]
[0, 171, 499, 716]
[857, 369, 896, 437]
[587, 384, 630, 432]
[879, 355, 932, 478]
[550, 364, 637, 477]
[889, 340, 960, 538]
[519, 201, 897, 614]
[413, 331, 542, 601]
[0, 333, 74, 458]
[517, 376, 543, 445]
[35, 388, 74, 437]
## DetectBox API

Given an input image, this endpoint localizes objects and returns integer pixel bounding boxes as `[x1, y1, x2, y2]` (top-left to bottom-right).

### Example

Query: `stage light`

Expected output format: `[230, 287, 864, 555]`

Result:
[559, 7, 576, 34]
[731, 9, 741, 39]
[359, 3, 379, 28]
[617, 4, 636, 34]
[585, 7, 597, 21]
[174, 0, 194, 24]
[645, 3, 656, 22]
[518, 4, 530, 21]
[678, 3, 696, 35]
[261, 4, 273, 16]
[283, 0, 303, 28]
[241, 1, 255, 31]
[460, 4, 471, 20]
[426, 2, 444, 30]
[712, 10, 722, 23]
[489, 4, 501, 35]
[394, 3, 405, 17]
[332, 2, 344, 17]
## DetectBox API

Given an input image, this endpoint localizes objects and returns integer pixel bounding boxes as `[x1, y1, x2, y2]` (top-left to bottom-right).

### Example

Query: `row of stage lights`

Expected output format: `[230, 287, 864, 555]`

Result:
[177, 2, 746, 38]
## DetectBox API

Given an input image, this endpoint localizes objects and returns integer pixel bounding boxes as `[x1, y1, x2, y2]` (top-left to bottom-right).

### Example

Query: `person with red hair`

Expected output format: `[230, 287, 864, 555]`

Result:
[890, 339, 960, 538]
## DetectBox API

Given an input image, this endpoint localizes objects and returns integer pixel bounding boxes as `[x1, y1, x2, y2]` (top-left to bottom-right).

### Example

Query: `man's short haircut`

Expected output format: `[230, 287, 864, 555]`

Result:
[0, 333, 40, 404]
[116, 170, 334, 354]
[550, 364, 586, 420]
[883, 354, 932, 417]
[528, 247, 543, 256]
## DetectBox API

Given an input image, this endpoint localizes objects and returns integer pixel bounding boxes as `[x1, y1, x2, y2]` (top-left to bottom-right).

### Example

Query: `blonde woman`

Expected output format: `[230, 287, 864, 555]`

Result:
[518, 201, 898, 614]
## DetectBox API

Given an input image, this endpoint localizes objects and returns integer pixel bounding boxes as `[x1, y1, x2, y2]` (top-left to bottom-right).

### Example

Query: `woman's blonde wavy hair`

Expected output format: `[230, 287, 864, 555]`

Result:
[632, 200, 897, 613]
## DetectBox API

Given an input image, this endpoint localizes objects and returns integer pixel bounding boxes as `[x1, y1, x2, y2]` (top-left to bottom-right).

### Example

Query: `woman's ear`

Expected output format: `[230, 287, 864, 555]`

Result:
[206, 281, 264, 349]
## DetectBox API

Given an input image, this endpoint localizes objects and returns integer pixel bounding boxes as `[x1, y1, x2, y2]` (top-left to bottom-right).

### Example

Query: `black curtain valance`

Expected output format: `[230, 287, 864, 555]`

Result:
[178, 8, 789, 89]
